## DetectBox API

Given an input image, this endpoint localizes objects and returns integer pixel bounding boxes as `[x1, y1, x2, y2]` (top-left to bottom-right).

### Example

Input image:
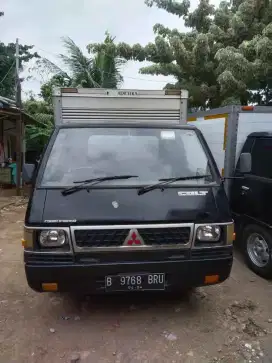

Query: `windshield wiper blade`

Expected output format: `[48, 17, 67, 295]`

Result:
[62, 175, 138, 196]
[137, 175, 212, 196]
[73, 175, 139, 184]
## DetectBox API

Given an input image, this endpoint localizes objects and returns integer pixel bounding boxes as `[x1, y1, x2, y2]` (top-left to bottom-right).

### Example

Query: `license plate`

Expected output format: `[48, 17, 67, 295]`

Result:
[105, 273, 165, 292]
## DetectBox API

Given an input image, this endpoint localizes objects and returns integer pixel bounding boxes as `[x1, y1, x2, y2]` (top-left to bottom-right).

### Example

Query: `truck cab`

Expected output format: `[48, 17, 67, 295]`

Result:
[187, 106, 272, 279]
[22, 88, 234, 294]
[231, 132, 272, 278]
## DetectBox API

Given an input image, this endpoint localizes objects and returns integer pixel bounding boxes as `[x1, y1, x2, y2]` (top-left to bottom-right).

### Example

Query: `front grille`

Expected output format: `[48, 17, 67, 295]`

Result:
[74, 227, 191, 248]
[75, 229, 128, 248]
[138, 227, 190, 246]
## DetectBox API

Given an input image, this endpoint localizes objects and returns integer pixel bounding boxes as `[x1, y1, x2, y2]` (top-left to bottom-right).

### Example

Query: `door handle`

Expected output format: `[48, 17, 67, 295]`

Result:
[241, 185, 250, 196]
[241, 186, 250, 191]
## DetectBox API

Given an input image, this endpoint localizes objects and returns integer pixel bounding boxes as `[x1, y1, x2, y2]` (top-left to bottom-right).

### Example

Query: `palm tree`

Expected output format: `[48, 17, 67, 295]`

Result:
[91, 32, 125, 88]
[41, 32, 125, 89]
[25, 33, 125, 152]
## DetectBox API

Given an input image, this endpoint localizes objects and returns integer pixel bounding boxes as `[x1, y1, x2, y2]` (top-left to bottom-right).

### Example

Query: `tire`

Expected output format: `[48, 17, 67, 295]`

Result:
[242, 224, 272, 279]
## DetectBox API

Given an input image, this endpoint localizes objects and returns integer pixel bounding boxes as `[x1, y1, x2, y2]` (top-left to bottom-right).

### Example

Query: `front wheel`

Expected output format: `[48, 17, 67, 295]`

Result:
[243, 224, 272, 279]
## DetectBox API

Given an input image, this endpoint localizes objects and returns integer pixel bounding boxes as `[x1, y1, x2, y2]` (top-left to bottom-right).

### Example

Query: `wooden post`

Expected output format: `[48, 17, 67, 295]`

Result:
[15, 114, 22, 196]
[0, 118, 3, 165]
[0, 118, 3, 144]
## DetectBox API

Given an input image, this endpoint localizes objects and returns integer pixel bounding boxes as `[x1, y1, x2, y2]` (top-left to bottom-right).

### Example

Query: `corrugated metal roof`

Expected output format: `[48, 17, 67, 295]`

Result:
[0, 95, 37, 124]
[0, 96, 17, 109]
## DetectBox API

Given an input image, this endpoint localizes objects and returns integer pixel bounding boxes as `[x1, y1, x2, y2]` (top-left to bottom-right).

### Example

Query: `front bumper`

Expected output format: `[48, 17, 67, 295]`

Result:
[24, 247, 233, 293]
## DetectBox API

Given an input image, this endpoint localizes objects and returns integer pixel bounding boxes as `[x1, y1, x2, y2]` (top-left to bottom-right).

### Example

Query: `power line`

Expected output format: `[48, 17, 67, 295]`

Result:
[124, 75, 169, 83]
[33, 45, 59, 58]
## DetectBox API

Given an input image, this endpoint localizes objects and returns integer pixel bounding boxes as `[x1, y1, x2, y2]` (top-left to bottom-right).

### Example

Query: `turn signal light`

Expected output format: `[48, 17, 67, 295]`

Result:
[23, 227, 34, 249]
[204, 275, 219, 284]
[165, 89, 181, 95]
[226, 224, 235, 245]
[61, 87, 78, 93]
[42, 283, 58, 292]
[241, 105, 254, 111]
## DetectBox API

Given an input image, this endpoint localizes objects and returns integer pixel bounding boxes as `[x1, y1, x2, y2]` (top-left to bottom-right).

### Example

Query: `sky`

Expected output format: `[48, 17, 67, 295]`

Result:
[1, 0, 220, 98]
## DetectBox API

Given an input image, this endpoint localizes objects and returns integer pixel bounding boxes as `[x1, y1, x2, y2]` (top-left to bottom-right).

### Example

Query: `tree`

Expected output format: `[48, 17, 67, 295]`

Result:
[87, 0, 272, 109]
[92, 32, 125, 88]
[24, 98, 54, 153]
[40, 74, 72, 105]
[25, 33, 125, 151]
[213, 1, 272, 105]
[0, 12, 39, 99]
[60, 32, 125, 88]
[38, 32, 125, 96]
[0, 42, 39, 99]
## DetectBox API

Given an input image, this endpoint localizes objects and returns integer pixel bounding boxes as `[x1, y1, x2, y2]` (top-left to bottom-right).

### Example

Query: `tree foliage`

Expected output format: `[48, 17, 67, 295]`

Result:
[25, 33, 124, 151]
[40, 74, 72, 105]
[0, 13, 39, 99]
[88, 0, 272, 109]
[24, 98, 54, 153]
[32, 32, 125, 108]
[37, 32, 125, 95]
[0, 42, 39, 99]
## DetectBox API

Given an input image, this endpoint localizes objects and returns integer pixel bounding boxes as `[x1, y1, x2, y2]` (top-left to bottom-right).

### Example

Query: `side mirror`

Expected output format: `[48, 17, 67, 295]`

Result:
[239, 152, 252, 174]
[22, 163, 35, 184]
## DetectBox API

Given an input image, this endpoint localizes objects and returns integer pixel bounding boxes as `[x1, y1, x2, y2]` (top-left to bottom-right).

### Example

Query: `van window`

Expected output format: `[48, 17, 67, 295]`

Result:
[40, 127, 215, 187]
[251, 138, 272, 179]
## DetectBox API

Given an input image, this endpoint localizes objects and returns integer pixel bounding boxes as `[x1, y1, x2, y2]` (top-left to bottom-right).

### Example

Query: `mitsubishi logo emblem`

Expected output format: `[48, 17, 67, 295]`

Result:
[123, 229, 145, 246]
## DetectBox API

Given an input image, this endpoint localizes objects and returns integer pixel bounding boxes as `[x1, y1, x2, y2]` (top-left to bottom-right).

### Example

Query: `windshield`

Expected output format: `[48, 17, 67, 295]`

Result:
[40, 127, 215, 187]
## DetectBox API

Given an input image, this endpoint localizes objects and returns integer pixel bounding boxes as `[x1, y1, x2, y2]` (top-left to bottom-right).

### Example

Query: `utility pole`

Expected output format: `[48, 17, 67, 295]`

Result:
[15, 38, 22, 108]
[15, 38, 22, 196]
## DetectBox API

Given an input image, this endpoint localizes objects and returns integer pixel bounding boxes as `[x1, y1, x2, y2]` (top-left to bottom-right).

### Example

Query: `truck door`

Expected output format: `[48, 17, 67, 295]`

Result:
[232, 136, 272, 226]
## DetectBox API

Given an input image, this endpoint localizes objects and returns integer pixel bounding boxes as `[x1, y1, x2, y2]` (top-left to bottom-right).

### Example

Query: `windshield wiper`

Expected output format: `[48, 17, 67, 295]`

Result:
[137, 175, 212, 196]
[62, 175, 138, 196]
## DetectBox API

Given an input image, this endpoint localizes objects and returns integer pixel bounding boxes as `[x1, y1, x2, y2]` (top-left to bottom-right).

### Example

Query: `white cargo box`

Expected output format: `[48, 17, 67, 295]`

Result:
[53, 88, 188, 125]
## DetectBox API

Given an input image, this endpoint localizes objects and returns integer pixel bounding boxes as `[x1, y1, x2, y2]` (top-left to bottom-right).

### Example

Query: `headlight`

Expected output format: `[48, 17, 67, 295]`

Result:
[39, 230, 67, 247]
[196, 225, 221, 242]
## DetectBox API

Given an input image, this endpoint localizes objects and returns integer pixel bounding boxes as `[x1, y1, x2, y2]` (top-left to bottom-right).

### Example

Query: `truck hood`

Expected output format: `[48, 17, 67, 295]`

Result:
[26, 185, 232, 226]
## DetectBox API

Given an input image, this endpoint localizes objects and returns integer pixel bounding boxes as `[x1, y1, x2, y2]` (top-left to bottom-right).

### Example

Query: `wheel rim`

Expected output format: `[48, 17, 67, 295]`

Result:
[247, 233, 270, 268]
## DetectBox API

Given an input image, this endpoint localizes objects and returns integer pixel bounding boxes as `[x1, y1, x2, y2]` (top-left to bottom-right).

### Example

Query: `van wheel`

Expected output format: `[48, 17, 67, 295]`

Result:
[243, 224, 272, 279]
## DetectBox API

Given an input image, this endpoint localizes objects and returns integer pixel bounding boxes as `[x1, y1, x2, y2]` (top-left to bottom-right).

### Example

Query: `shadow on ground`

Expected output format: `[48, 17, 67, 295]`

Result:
[54, 288, 206, 318]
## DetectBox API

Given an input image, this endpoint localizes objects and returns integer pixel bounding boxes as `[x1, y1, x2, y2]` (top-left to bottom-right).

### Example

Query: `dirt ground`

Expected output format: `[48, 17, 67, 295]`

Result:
[0, 204, 272, 363]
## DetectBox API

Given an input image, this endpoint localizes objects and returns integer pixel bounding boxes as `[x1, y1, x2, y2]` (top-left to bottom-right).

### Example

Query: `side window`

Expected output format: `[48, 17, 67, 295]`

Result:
[251, 138, 272, 179]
